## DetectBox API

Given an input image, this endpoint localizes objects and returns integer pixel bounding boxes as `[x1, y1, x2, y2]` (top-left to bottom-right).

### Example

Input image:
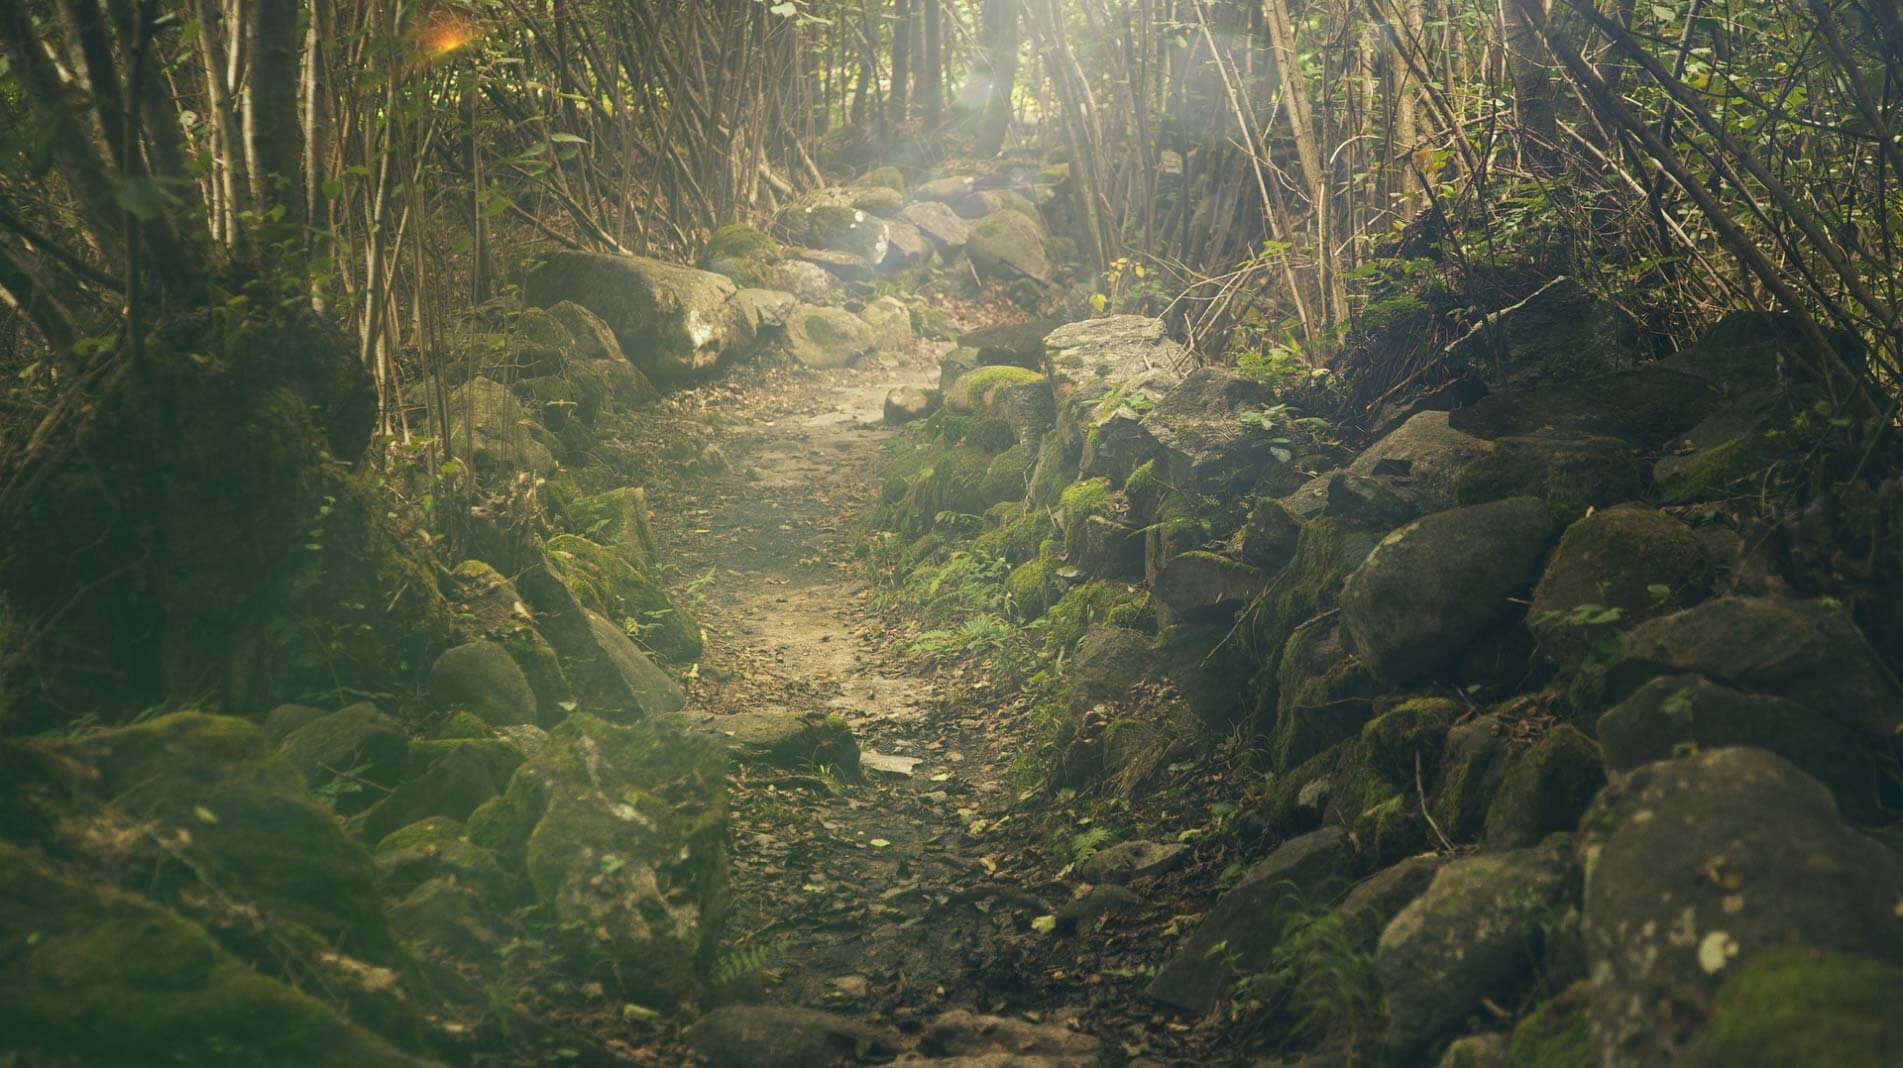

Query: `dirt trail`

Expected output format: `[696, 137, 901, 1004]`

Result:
[636, 335, 1109, 1053]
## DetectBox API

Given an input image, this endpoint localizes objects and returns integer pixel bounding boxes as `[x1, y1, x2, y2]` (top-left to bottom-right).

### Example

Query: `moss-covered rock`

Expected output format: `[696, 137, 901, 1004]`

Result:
[527, 252, 739, 378]
[546, 533, 702, 662]
[0, 843, 436, 1068]
[1482, 724, 1603, 850]
[1507, 981, 1593, 1068]
[966, 210, 1051, 282]
[445, 560, 574, 724]
[429, 640, 539, 727]
[1685, 949, 1903, 1066]
[374, 817, 513, 905]
[1361, 697, 1462, 786]
[1271, 615, 1381, 772]
[278, 702, 411, 814]
[348, 737, 527, 845]
[1005, 551, 1059, 620]
[1453, 434, 1649, 524]
[1528, 505, 1709, 671]
[1043, 581, 1142, 651]
[780, 304, 878, 368]
[472, 714, 728, 1005]
[1242, 516, 1384, 668]
[1426, 713, 1513, 842]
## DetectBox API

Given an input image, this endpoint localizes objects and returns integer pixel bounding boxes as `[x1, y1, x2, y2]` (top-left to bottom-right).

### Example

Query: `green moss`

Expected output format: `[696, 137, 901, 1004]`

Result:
[862, 165, 906, 191]
[566, 486, 662, 572]
[1360, 698, 1462, 785]
[945, 364, 1045, 413]
[1264, 741, 1345, 835]
[545, 533, 702, 661]
[1655, 435, 1752, 504]
[1241, 516, 1382, 663]
[433, 710, 493, 740]
[1104, 591, 1157, 632]
[1123, 459, 1161, 514]
[1040, 581, 1136, 650]
[1482, 724, 1604, 849]
[705, 223, 779, 261]
[1006, 552, 1059, 620]
[1507, 988, 1593, 1068]
[1059, 477, 1114, 527]
[982, 443, 1031, 502]
[973, 507, 1052, 564]
[1690, 949, 1903, 1065]
[0, 844, 432, 1068]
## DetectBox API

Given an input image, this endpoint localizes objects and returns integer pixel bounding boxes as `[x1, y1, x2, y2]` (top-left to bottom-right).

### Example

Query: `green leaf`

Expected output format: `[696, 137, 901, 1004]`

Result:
[1031, 914, 1057, 934]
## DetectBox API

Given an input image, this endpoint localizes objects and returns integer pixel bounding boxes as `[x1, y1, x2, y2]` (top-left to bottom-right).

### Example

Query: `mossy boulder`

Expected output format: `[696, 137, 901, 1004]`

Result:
[896, 200, 973, 251]
[860, 296, 915, 353]
[1577, 747, 1903, 1064]
[1239, 497, 1302, 574]
[374, 817, 513, 906]
[862, 165, 906, 191]
[1006, 552, 1059, 620]
[1360, 697, 1462, 786]
[1685, 949, 1903, 1066]
[1528, 505, 1709, 671]
[546, 533, 701, 662]
[1375, 835, 1574, 1062]
[348, 736, 527, 845]
[1044, 581, 1143, 652]
[851, 184, 905, 217]
[1270, 615, 1381, 771]
[1426, 713, 1513, 842]
[960, 319, 1059, 370]
[966, 210, 1052, 282]
[1340, 498, 1558, 687]
[278, 702, 411, 814]
[1481, 724, 1603, 849]
[429, 640, 539, 727]
[1454, 434, 1649, 523]
[706, 710, 860, 777]
[1597, 673, 1887, 824]
[945, 365, 1054, 446]
[1507, 981, 1593, 1068]
[1150, 550, 1267, 624]
[1242, 515, 1384, 666]
[446, 376, 558, 479]
[1653, 387, 1817, 504]
[0, 842, 437, 1068]
[1285, 410, 1496, 518]
[445, 560, 574, 724]
[469, 714, 727, 1006]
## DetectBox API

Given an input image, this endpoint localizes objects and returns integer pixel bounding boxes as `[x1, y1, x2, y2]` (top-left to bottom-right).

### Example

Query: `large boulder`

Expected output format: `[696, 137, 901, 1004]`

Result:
[467, 714, 726, 1007]
[1682, 948, 1903, 1067]
[545, 533, 701, 662]
[1045, 315, 1184, 386]
[347, 737, 525, 845]
[525, 252, 739, 379]
[1602, 596, 1903, 740]
[445, 560, 574, 724]
[1528, 505, 1709, 670]
[1441, 276, 1638, 387]
[780, 306, 877, 368]
[1374, 835, 1573, 1061]
[1599, 673, 1886, 824]
[1448, 365, 1724, 450]
[1340, 498, 1558, 686]
[1577, 748, 1903, 1064]
[966, 210, 1052, 283]
[1145, 827, 1354, 1014]
[278, 702, 411, 814]
[1150, 551, 1267, 624]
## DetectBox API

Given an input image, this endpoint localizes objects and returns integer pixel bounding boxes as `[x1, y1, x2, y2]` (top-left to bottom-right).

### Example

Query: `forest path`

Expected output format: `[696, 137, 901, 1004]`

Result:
[637, 327, 1112, 1060]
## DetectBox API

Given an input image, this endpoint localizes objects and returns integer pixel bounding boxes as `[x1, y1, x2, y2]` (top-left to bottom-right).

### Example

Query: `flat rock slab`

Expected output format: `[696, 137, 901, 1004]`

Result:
[1077, 840, 1186, 884]
[686, 1005, 900, 1067]
[862, 751, 922, 777]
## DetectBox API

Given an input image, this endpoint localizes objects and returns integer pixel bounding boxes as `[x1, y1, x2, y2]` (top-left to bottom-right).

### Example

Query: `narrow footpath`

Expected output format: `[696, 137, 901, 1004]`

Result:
[629, 317, 1187, 1065]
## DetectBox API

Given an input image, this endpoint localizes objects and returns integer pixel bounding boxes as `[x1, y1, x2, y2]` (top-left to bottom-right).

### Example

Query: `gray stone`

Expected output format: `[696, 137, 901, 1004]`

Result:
[1604, 596, 1903, 741]
[1239, 498, 1302, 574]
[1578, 747, 1903, 1065]
[772, 259, 834, 302]
[898, 200, 974, 250]
[1044, 315, 1184, 396]
[1055, 884, 1141, 934]
[881, 220, 935, 270]
[920, 1009, 1101, 1064]
[1286, 411, 1497, 518]
[447, 377, 558, 478]
[1374, 835, 1573, 1061]
[1599, 674, 1886, 824]
[1145, 827, 1355, 1014]
[1449, 366, 1724, 450]
[967, 210, 1052, 283]
[525, 252, 739, 378]
[781, 305, 877, 368]
[1077, 839, 1187, 884]
[884, 386, 941, 425]
[1139, 368, 1281, 497]
[430, 640, 539, 727]
[859, 296, 914, 353]
[279, 702, 410, 814]
[1151, 551, 1267, 624]
[705, 709, 859, 778]
[584, 610, 686, 717]
[1529, 505, 1709, 670]
[1340, 498, 1558, 686]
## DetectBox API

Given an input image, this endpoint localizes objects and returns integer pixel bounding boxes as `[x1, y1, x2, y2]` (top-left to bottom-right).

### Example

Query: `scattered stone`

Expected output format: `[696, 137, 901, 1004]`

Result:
[781, 305, 878, 368]
[1146, 827, 1355, 1014]
[1077, 839, 1187, 884]
[1578, 748, 1903, 1064]
[911, 175, 978, 202]
[1340, 497, 1558, 686]
[885, 386, 941, 425]
[1597, 673, 1886, 823]
[859, 296, 915, 353]
[898, 201, 974, 250]
[712, 710, 859, 778]
[862, 751, 922, 777]
[1374, 835, 1573, 1061]
[920, 1009, 1101, 1064]
[430, 640, 540, 727]
[882, 220, 935, 270]
[1528, 505, 1709, 670]
[686, 1005, 900, 1068]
